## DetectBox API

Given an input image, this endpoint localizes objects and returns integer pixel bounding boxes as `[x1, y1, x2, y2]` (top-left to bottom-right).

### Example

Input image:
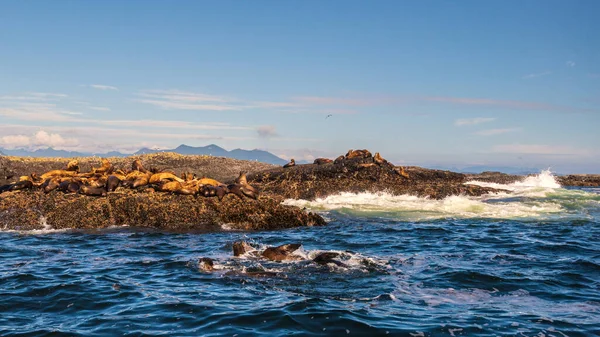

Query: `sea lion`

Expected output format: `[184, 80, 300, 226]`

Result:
[40, 170, 77, 180]
[88, 176, 108, 188]
[93, 158, 114, 175]
[225, 184, 251, 200]
[346, 149, 372, 159]
[235, 172, 259, 200]
[8, 180, 33, 191]
[233, 241, 255, 257]
[313, 252, 348, 268]
[197, 177, 224, 187]
[283, 159, 295, 168]
[373, 152, 387, 166]
[198, 257, 214, 272]
[149, 172, 184, 184]
[181, 172, 196, 182]
[262, 243, 302, 262]
[106, 175, 121, 192]
[200, 185, 227, 200]
[393, 166, 410, 179]
[41, 178, 60, 193]
[67, 182, 81, 193]
[334, 155, 345, 164]
[131, 159, 148, 173]
[64, 160, 79, 172]
[313, 158, 332, 165]
[79, 185, 107, 197]
[132, 175, 150, 189]
[0, 184, 11, 194]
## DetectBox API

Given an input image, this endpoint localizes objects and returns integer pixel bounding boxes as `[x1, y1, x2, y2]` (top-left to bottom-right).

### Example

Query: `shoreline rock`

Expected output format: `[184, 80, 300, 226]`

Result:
[2, 151, 596, 232]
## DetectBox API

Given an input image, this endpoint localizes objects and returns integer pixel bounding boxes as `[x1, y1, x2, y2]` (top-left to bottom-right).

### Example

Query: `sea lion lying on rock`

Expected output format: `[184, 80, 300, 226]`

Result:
[313, 158, 333, 165]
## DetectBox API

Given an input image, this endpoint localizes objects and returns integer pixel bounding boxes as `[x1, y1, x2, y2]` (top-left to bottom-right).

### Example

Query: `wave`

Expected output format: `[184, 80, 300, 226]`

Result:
[283, 170, 600, 222]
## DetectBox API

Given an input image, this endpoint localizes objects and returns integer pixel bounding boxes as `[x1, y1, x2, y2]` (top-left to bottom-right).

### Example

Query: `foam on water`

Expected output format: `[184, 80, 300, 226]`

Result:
[284, 170, 599, 221]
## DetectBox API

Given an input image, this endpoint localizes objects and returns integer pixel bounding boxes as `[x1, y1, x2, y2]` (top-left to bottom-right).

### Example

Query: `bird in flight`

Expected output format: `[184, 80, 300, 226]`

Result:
[325, 114, 332, 119]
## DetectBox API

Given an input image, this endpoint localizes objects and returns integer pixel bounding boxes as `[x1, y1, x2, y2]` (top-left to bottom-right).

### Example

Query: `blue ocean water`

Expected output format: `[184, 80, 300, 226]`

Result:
[1, 173, 599, 336]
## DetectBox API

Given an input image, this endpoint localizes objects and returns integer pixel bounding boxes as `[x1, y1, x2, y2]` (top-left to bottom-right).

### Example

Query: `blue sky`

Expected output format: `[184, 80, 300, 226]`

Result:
[0, 1, 598, 172]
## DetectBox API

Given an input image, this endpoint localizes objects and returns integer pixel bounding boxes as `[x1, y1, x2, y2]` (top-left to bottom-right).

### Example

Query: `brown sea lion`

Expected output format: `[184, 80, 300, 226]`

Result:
[64, 160, 79, 172]
[226, 183, 257, 200]
[200, 185, 227, 200]
[373, 152, 387, 166]
[131, 159, 148, 173]
[8, 180, 33, 191]
[88, 176, 108, 188]
[334, 155, 345, 164]
[235, 172, 259, 200]
[79, 185, 107, 197]
[181, 172, 196, 182]
[393, 166, 410, 179]
[198, 257, 214, 272]
[197, 177, 224, 187]
[313, 158, 332, 165]
[93, 158, 114, 175]
[149, 172, 184, 184]
[283, 159, 295, 168]
[312, 252, 348, 268]
[233, 241, 255, 256]
[132, 175, 150, 189]
[40, 170, 77, 180]
[262, 243, 302, 262]
[41, 178, 60, 193]
[106, 175, 121, 192]
[346, 149, 372, 159]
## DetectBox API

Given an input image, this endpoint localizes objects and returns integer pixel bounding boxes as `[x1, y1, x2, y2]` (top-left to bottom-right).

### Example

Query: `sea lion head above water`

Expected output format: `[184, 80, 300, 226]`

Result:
[233, 241, 255, 256]
[198, 257, 214, 272]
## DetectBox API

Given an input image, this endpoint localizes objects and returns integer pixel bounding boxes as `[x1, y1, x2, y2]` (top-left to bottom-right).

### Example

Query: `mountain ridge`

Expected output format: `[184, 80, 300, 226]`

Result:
[0, 144, 288, 165]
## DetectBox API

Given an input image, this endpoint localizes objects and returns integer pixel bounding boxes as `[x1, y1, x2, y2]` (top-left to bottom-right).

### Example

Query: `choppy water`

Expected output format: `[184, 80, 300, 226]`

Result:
[1, 172, 599, 336]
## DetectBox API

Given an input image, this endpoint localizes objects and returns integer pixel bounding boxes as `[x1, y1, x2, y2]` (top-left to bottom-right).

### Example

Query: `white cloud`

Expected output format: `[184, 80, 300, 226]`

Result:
[454, 117, 496, 126]
[0, 131, 79, 150]
[474, 128, 520, 136]
[257, 125, 278, 138]
[90, 84, 119, 91]
[522, 71, 551, 79]
[566, 61, 576, 68]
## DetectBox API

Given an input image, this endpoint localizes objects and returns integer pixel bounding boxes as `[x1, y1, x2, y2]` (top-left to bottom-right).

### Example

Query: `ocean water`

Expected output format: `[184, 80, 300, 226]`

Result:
[1, 171, 599, 336]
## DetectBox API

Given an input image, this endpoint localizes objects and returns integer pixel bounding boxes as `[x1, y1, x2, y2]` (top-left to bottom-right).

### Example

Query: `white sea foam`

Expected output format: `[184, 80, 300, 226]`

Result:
[283, 170, 598, 221]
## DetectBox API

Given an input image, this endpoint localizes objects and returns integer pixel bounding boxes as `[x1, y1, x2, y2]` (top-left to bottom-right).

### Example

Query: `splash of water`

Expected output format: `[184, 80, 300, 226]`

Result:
[283, 170, 598, 221]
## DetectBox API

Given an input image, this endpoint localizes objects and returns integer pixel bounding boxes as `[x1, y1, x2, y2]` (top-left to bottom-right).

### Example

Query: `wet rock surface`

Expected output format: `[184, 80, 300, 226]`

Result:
[248, 156, 503, 200]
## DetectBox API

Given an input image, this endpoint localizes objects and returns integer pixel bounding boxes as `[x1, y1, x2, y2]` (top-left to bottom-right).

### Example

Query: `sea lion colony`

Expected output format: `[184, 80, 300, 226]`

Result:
[0, 158, 259, 201]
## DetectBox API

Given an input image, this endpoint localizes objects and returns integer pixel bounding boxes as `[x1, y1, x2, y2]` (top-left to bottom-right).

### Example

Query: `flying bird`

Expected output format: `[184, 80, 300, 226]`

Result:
[325, 114, 332, 119]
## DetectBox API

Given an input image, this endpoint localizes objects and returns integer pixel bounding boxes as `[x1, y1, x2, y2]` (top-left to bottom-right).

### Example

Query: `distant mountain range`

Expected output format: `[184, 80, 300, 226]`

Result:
[0, 144, 288, 166]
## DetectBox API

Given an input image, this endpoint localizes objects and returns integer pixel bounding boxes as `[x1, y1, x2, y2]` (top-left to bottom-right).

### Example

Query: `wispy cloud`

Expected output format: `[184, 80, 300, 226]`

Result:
[522, 71, 551, 79]
[474, 128, 520, 136]
[89, 106, 111, 111]
[256, 125, 278, 138]
[136, 89, 240, 111]
[454, 117, 496, 126]
[90, 84, 119, 91]
[566, 61, 576, 68]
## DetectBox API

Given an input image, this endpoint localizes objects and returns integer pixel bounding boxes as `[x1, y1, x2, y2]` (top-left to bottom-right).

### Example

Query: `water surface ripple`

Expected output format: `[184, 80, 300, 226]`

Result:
[1, 186, 599, 336]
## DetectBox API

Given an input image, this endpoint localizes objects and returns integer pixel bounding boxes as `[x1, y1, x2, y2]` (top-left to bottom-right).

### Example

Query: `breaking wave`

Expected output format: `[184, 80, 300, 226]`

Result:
[284, 170, 600, 221]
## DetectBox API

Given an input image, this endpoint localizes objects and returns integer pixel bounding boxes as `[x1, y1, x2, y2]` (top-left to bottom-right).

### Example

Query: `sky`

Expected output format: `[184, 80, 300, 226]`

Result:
[0, 1, 599, 173]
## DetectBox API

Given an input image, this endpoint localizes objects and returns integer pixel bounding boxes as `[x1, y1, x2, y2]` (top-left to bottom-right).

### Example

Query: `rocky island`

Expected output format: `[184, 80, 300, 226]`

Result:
[1, 150, 596, 232]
